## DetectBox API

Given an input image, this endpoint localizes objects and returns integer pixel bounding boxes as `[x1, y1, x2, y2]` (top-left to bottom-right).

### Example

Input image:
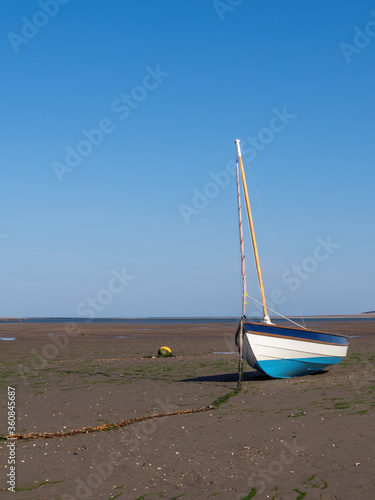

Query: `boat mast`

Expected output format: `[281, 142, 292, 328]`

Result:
[236, 160, 247, 318]
[235, 139, 271, 324]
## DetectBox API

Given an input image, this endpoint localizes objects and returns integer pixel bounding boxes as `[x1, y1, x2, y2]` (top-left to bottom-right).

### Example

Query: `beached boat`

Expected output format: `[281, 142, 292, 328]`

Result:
[234, 139, 348, 378]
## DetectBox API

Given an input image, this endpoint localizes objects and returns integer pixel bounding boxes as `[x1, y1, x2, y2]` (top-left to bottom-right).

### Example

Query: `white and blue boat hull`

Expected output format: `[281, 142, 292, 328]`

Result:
[240, 321, 348, 379]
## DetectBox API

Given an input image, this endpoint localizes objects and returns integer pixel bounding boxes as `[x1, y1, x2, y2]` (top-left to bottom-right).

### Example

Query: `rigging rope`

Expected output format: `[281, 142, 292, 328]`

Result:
[245, 293, 307, 329]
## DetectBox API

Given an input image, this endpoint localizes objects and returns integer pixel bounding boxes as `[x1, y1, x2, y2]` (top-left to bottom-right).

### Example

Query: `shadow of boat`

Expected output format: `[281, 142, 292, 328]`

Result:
[179, 368, 329, 384]
[179, 371, 270, 383]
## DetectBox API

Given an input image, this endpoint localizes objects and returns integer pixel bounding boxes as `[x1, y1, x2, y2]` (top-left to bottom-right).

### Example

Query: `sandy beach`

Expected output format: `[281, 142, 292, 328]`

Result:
[1, 319, 374, 499]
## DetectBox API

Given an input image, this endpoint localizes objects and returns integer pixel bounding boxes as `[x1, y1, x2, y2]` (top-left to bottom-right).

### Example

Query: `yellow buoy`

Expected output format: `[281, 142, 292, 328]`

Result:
[158, 346, 172, 357]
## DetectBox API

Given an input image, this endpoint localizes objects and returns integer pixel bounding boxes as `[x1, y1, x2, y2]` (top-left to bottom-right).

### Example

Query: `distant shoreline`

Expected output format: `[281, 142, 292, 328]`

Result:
[0, 313, 374, 324]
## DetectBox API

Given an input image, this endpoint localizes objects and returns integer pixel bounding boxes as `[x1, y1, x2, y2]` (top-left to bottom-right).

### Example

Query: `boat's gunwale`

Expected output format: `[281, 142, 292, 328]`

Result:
[243, 319, 348, 340]
[245, 329, 346, 346]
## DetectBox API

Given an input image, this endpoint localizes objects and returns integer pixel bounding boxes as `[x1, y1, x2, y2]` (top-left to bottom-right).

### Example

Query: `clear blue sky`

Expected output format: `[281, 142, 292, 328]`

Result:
[1, 0, 374, 318]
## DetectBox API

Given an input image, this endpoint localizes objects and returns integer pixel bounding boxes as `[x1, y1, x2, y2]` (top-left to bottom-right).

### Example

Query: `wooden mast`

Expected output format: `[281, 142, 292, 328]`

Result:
[235, 139, 271, 324]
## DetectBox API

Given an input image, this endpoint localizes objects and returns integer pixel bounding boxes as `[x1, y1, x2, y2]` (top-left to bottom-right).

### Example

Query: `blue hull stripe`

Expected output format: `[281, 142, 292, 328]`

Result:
[243, 321, 348, 346]
[254, 356, 344, 379]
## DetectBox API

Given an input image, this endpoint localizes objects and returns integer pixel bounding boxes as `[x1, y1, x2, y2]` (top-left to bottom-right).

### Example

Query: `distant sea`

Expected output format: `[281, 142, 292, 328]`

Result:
[0, 317, 374, 325]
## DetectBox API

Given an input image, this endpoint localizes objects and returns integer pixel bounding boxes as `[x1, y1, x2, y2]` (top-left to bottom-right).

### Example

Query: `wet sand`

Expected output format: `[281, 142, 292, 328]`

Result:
[0, 319, 375, 499]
